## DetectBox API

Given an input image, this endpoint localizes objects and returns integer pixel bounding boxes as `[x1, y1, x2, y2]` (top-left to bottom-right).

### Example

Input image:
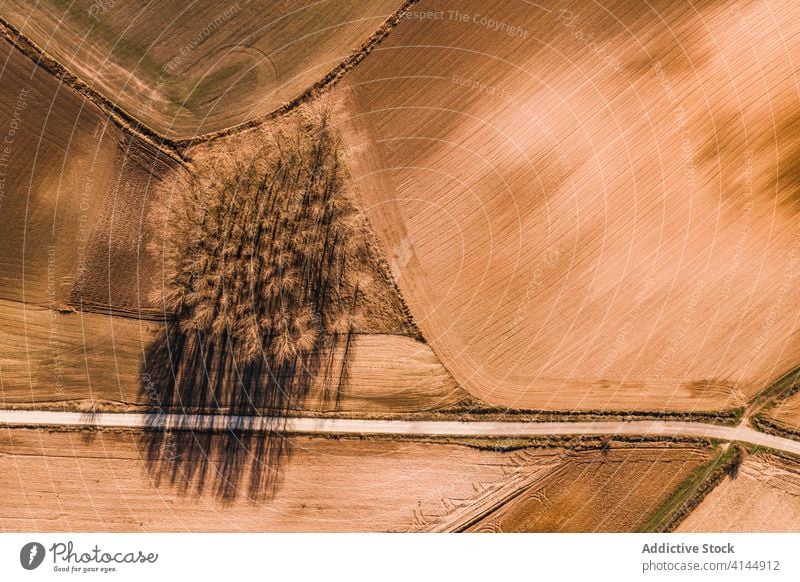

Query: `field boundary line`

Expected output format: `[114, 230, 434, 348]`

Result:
[0, 0, 419, 150]
[173, 0, 421, 148]
[0, 16, 185, 161]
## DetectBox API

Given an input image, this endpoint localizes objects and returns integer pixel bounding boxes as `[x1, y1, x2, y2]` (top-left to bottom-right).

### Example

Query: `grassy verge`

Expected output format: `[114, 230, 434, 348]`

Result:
[388, 398, 745, 426]
[638, 444, 744, 532]
[751, 414, 800, 441]
[1, 424, 713, 450]
[0, 397, 746, 424]
[747, 365, 800, 415]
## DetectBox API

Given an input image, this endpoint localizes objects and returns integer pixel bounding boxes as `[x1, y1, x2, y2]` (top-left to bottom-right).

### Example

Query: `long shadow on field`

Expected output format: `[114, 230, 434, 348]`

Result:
[138, 114, 360, 502]
[139, 320, 355, 502]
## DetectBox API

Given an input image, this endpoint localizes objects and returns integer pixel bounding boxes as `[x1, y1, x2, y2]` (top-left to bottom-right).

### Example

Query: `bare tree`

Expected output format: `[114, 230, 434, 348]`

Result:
[143, 111, 370, 500]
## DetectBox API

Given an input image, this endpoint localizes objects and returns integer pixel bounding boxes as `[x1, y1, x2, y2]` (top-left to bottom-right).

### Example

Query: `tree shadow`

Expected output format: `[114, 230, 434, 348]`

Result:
[139, 320, 354, 503]
[724, 446, 745, 480]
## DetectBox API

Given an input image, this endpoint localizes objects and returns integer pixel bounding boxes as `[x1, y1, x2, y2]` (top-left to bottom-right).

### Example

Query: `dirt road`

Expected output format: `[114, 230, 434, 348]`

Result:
[2, 410, 799, 455]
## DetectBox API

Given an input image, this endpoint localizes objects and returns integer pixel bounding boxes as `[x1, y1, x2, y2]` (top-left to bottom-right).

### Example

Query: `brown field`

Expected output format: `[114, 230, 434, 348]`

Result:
[1, 0, 400, 138]
[466, 446, 711, 532]
[677, 453, 800, 532]
[0, 299, 463, 413]
[0, 429, 709, 532]
[334, 0, 800, 413]
[0, 29, 463, 416]
[2, 0, 800, 535]
[0, 32, 178, 314]
[0, 34, 167, 308]
[7, 0, 798, 420]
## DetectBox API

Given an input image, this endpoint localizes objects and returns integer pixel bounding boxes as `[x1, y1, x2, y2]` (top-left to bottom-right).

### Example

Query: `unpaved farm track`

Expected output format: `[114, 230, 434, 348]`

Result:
[3, 411, 800, 456]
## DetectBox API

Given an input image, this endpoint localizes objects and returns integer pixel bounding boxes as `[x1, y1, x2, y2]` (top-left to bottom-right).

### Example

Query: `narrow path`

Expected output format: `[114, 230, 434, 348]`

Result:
[3, 410, 800, 455]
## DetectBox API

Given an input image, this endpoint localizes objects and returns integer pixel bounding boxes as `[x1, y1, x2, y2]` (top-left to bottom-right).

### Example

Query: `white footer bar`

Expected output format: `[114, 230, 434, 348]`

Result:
[1, 533, 797, 581]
